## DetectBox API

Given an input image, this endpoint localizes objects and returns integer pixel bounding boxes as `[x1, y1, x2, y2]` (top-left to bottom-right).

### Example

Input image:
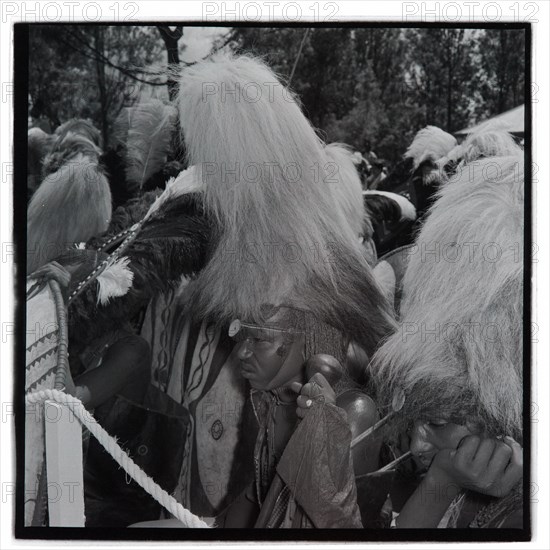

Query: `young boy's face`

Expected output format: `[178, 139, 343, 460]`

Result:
[409, 417, 479, 470]
[230, 318, 305, 391]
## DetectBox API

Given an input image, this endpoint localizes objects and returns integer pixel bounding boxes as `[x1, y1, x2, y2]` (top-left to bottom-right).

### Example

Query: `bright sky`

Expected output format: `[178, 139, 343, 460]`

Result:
[179, 26, 231, 62]
[139, 26, 231, 101]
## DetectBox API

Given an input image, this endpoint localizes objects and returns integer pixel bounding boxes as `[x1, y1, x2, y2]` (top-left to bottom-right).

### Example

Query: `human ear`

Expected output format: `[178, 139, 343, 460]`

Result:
[276, 343, 289, 357]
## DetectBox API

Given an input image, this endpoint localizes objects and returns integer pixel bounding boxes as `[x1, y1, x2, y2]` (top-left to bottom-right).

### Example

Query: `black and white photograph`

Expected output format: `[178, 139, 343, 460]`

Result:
[2, 2, 546, 546]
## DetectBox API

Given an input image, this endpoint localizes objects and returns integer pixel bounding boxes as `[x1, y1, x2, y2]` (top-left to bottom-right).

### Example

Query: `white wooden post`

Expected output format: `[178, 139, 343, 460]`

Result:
[44, 400, 85, 527]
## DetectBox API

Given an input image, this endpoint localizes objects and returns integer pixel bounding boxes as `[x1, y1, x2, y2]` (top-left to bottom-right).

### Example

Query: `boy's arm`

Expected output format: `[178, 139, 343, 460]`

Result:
[396, 435, 523, 528]
[395, 467, 458, 528]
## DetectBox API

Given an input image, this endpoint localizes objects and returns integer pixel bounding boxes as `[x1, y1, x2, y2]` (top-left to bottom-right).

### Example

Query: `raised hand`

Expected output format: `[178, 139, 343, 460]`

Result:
[290, 372, 337, 420]
[29, 260, 72, 289]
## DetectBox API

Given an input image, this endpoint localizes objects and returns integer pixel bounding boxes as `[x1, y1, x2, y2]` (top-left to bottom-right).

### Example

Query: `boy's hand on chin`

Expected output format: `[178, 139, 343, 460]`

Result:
[429, 435, 523, 498]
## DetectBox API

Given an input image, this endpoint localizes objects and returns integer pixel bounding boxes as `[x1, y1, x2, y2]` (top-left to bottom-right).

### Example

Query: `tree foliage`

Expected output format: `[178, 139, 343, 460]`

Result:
[29, 25, 164, 146]
[29, 25, 526, 162]
[229, 26, 525, 162]
[473, 29, 526, 120]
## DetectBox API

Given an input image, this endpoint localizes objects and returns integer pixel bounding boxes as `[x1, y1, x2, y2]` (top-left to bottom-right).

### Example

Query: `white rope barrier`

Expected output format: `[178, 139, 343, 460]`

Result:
[26, 389, 210, 528]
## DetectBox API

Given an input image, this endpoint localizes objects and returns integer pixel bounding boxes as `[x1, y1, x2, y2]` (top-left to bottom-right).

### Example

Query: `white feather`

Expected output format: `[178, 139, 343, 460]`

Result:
[124, 100, 178, 191]
[96, 256, 134, 305]
[142, 165, 202, 222]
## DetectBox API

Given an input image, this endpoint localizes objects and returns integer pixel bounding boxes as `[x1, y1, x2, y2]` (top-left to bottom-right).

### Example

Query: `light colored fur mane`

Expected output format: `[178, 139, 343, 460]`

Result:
[405, 126, 457, 169]
[371, 154, 524, 439]
[324, 142, 368, 239]
[27, 121, 112, 274]
[456, 123, 522, 170]
[176, 54, 396, 353]
[436, 123, 522, 179]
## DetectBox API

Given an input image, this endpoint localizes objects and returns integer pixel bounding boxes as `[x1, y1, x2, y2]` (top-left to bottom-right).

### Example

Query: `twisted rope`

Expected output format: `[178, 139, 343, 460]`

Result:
[25, 389, 210, 529]
[48, 280, 69, 390]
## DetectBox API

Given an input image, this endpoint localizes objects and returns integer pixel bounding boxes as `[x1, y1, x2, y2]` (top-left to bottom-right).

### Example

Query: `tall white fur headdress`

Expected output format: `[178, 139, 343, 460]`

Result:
[176, 53, 396, 355]
[371, 153, 524, 439]
[404, 125, 457, 170]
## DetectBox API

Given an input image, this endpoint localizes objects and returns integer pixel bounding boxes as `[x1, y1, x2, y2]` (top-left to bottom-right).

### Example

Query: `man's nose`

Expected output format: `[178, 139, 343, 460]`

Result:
[409, 420, 434, 456]
[237, 340, 253, 360]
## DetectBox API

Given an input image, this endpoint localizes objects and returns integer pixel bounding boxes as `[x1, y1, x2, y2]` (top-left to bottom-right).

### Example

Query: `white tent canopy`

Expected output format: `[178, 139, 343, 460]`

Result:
[455, 104, 524, 137]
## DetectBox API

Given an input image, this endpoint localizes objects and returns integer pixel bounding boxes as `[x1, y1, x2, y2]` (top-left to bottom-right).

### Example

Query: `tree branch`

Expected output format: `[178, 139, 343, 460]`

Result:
[158, 25, 183, 42]
[65, 28, 166, 86]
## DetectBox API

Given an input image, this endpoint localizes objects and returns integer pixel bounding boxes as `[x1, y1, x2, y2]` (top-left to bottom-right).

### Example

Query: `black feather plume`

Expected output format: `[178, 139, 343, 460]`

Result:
[68, 192, 212, 346]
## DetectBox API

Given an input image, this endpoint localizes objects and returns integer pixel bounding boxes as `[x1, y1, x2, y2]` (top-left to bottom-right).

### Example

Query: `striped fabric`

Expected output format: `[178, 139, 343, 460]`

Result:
[25, 282, 60, 526]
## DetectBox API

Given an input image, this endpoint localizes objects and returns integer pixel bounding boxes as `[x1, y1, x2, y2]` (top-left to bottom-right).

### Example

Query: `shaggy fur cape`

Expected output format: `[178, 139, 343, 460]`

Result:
[371, 154, 524, 440]
[27, 119, 112, 274]
[324, 142, 369, 239]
